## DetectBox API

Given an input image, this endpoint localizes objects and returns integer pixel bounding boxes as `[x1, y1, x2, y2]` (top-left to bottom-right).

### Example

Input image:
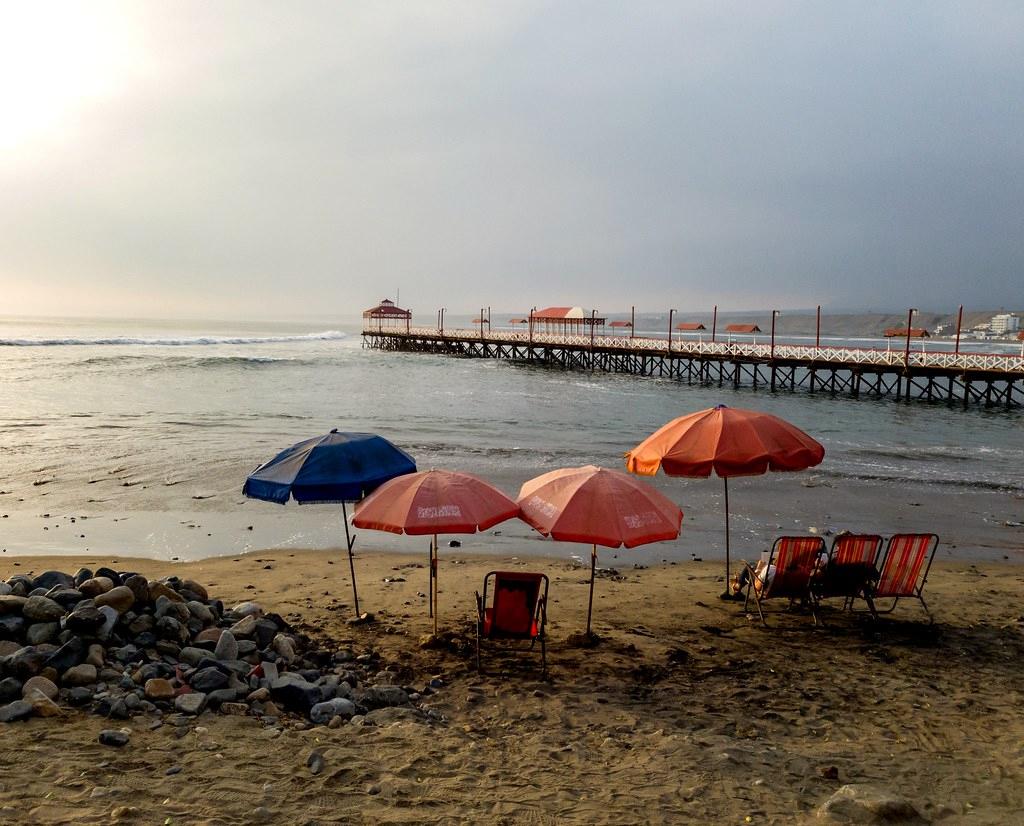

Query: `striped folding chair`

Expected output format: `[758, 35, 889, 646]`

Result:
[866, 533, 939, 621]
[814, 533, 884, 613]
[742, 536, 827, 626]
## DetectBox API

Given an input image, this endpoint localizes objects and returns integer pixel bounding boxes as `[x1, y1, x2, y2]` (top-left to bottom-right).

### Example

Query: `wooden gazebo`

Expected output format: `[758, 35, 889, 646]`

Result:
[531, 307, 606, 335]
[363, 299, 411, 331]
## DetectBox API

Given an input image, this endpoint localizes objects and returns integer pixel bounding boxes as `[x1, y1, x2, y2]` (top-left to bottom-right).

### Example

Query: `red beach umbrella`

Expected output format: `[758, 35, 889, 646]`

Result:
[352, 469, 519, 633]
[517, 465, 683, 637]
[625, 405, 824, 598]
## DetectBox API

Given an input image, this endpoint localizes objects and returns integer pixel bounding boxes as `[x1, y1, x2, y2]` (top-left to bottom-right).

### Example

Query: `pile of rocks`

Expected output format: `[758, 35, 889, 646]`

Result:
[0, 568, 433, 727]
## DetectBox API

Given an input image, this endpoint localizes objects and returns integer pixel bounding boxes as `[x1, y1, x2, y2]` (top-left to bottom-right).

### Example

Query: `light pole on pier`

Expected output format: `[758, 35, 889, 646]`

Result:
[590, 309, 597, 349]
[529, 306, 536, 343]
[668, 309, 677, 352]
[954, 304, 963, 356]
[903, 308, 918, 368]
[440, 307, 446, 335]
[711, 305, 718, 343]
[770, 310, 781, 358]
[815, 305, 821, 350]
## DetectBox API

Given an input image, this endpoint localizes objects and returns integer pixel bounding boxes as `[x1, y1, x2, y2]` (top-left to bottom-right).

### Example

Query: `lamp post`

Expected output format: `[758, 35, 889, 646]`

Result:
[770, 310, 781, 358]
[590, 309, 597, 348]
[440, 307, 446, 335]
[711, 304, 718, 343]
[529, 306, 536, 343]
[480, 307, 485, 341]
[630, 305, 635, 340]
[903, 308, 917, 368]
[954, 304, 963, 356]
[667, 308, 676, 352]
[815, 305, 821, 350]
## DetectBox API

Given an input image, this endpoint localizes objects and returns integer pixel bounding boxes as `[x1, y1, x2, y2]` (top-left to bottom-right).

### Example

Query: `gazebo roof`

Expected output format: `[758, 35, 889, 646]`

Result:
[725, 324, 761, 333]
[675, 322, 706, 331]
[533, 306, 585, 319]
[363, 298, 411, 319]
[884, 327, 930, 338]
[609, 320, 633, 328]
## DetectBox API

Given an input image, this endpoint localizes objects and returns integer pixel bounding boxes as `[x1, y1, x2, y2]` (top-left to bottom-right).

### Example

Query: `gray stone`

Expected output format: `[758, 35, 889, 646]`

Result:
[26, 622, 60, 645]
[98, 729, 130, 747]
[174, 692, 207, 715]
[0, 615, 25, 638]
[0, 678, 24, 702]
[123, 575, 149, 606]
[0, 595, 28, 614]
[269, 674, 321, 714]
[310, 697, 356, 725]
[271, 634, 295, 662]
[96, 697, 130, 719]
[94, 586, 135, 614]
[0, 582, 11, 596]
[21, 675, 58, 701]
[0, 700, 34, 722]
[186, 601, 215, 625]
[65, 606, 105, 634]
[817, 784, 928, 824]
[22, 596, 66, 622]
[32, 571, 76, 591]
[96, 606, 119, 641]
[63, 663, 98, 686]
[229, 615, 257, 637]
[190, 667, 228, 693]
[86, 644, 105, 668]
[361, 684, 410, 709]
[44, 637, 86, 672]
[230, 601, 263, 619]
[73, 568, 93, 586]
[123, 693, 141, 710]
[67, 687, 94, 706]
[178, 647, 209, 667]
[214, 631, 238, 662]
[93, 567, 122, 586]
[45, 588, 84, 607]
[261, 661, 279, 682]
[8, 646, 49, 678]
[205, 688, 239, 707]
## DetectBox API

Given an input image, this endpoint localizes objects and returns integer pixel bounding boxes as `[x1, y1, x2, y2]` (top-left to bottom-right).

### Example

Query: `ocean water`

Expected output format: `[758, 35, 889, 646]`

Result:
[1, 315, 1021, 562]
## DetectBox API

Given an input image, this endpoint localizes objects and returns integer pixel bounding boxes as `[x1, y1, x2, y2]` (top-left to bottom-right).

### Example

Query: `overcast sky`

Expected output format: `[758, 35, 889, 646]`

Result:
[1, 1, 1021, 319]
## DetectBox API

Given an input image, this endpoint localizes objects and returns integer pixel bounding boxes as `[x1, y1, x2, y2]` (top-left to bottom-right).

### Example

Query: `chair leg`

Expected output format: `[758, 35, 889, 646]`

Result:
[919, 594, 933, 624]
[751, 589, 766, 626]
[475, 626, 482, 673]
[540, 635, 547, 676]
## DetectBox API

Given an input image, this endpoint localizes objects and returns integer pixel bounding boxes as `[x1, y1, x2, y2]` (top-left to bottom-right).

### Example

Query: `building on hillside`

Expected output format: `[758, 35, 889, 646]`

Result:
[991, 313, 1020, 334]
[530, 307, 606, 335]
[363, 299, 411, 330]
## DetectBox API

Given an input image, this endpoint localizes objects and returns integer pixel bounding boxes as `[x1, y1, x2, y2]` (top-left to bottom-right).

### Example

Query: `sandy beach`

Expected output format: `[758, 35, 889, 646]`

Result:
[3, 547, 1023, 825]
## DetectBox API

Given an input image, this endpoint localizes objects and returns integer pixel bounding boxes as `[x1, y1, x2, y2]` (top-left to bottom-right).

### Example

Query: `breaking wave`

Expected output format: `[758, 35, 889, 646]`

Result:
[0, 331, 347, 347]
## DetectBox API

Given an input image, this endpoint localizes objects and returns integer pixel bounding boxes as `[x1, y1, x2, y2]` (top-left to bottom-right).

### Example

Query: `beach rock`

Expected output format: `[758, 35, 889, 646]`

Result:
[73, 568, 93, 587]
[31, 692, 64, 717]
[65, 606, 105, 634]
[229, 615, 257, 638]
[46, 588, 84, 607]
[194, 628, 221, 646]
[214, 631, 238, 662]
[67, 687, 94, 706]
[310, 697, 356, 725]
[26, 622, 60, 645]
[0, 700, 34, 723]
[94, 586, 136, 614]
[96, 697, 130, 719]
[22, 596, 66, 622]
[96, 606, 119, 641]
[307, 749, 326, 775]
[186, 601, 215, 625]
[144, 678, 175, 701]
[79, 577, 115, 598]
[0, 595, 28, 615]
[271, 634, 296, 663]
[220, 701, 249, 716]
[174, 692, 207, 715]
[0, 678, 23, 702]
[44, 638, 86, 673]
[190, 667, 229, 693]
[86, 644, 105, 668]
[180, 580, 208, 602]
[818, 785, 928, 824]
[178, 647, 209, 667]
[0, 641, 20, 658]
[8, 646, 49, 678]
[33, 571, 75, 591]
[155, 616, 185, 643]
[22, 675, 58, 701]
[148, 581, 183, 604]
[361, 684, 410, 709]
[269, 674, 321, 714]
[0, 616, 25, 638]
[98, 729, 130, 747]
[94, 568, 123, 586]
[63, 664, 98, 686]
[231, 602, 263, 619]
[0, 583, 11, 596]
[122, 575, 149, 606]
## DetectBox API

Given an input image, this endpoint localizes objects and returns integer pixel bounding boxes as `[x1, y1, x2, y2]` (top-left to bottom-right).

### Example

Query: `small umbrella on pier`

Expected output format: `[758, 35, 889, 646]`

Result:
[243, 430, 416, 617]
[625, 405, 824, 599]
[352, 469, 519, 635]
[517, 465, 682, 638]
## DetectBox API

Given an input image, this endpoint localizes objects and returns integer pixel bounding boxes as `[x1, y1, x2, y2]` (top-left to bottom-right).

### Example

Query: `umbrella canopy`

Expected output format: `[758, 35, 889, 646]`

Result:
[242, 429, 416, 616]
[353, 469, 519, 633]
[517, 465, 683, 636]
[243, 430, 416, 504]
[625, 405, 824, 598]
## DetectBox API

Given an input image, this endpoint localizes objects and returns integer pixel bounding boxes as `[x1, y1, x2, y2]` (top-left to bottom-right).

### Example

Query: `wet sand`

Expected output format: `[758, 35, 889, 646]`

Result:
[2, 548, 1024, 824]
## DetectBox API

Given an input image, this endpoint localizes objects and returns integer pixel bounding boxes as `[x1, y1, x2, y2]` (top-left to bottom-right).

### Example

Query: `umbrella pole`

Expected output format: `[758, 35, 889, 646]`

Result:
[586, 544, 597, 637]
[722, 477, 732, 599]
[427, 539, 434, 619]
[433, 534, 439, 636]
[342, 502, 360, 617]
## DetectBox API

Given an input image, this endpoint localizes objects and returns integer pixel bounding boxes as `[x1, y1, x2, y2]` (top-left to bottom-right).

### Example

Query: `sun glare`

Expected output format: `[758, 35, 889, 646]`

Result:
[0, 4, 145, 154]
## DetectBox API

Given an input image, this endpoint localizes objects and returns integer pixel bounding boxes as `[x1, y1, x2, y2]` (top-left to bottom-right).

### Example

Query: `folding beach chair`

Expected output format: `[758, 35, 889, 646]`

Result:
[814, 533, 884, 613]
[865, 533, 939, 621]
[742, 536, 826, 625]
[475, 571, 549, 673]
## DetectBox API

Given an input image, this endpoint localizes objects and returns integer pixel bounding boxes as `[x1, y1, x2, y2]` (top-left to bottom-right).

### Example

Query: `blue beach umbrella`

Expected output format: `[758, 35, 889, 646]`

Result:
[243, 429, 416, 616]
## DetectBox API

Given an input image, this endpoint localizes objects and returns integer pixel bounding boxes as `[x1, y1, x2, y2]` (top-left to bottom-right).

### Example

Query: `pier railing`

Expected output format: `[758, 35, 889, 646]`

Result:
[366, 326, 1024, 374]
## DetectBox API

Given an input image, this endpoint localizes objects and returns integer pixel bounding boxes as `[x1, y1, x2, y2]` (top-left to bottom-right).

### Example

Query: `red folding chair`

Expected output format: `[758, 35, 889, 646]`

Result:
[866, 533, 939, 621]
[742, 536, 826, 625]
[814, 533, 884, 613]
[475, 571, 549, 673]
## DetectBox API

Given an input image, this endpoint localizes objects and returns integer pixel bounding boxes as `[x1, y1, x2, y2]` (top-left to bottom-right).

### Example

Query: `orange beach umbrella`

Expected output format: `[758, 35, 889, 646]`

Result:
[517, 465, 683, 636]
[625, 405, 824, 598]
[352, 469, 519, 633]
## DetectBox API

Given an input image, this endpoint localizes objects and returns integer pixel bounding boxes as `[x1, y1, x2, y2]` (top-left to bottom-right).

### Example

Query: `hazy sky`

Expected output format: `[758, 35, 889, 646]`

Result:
[2, 1, 1021, 319]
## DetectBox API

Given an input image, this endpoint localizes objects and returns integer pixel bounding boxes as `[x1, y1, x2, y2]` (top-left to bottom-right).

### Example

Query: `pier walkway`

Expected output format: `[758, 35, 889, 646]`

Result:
[362, 326, 1024, 410]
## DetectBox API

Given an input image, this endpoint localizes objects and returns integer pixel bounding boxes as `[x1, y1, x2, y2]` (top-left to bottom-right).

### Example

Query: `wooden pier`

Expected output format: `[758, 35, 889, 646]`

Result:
[362, 326, 1024, 410]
